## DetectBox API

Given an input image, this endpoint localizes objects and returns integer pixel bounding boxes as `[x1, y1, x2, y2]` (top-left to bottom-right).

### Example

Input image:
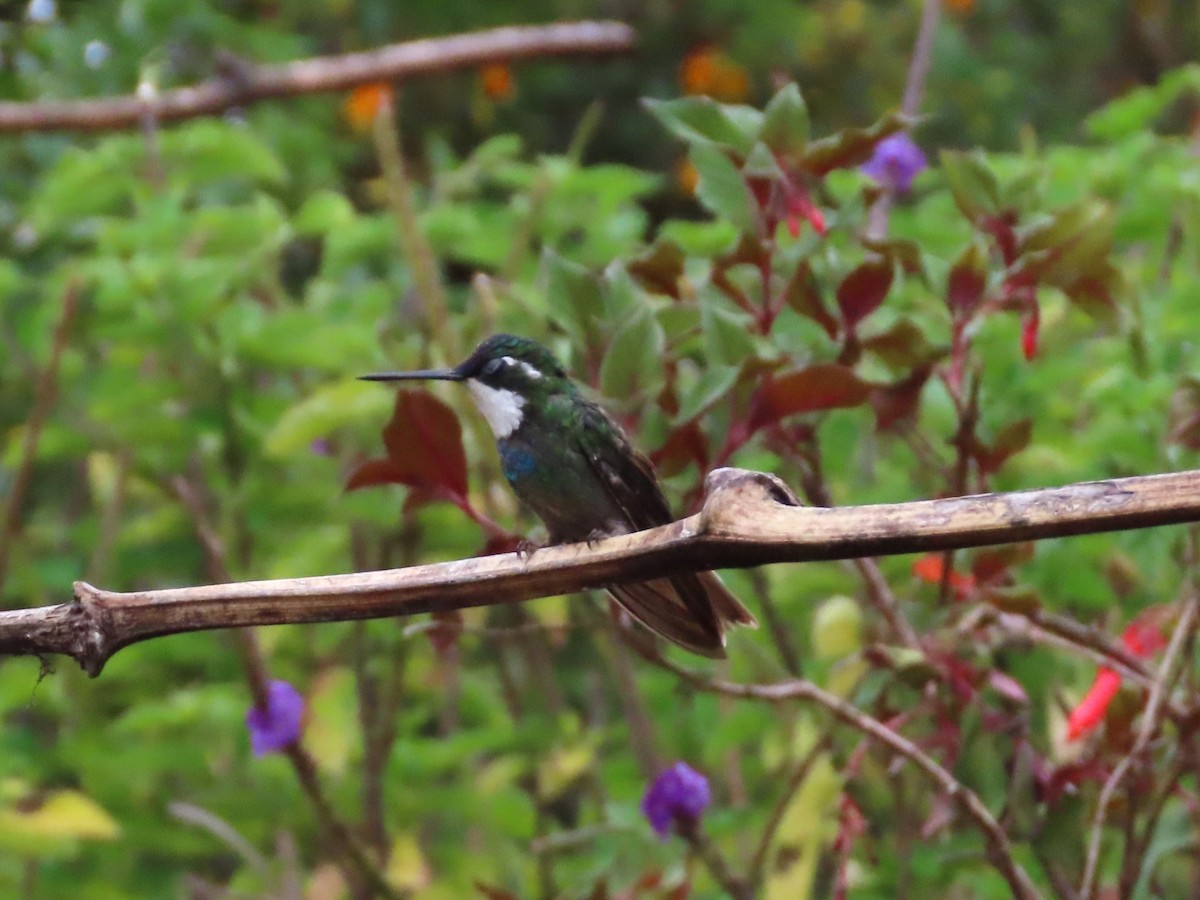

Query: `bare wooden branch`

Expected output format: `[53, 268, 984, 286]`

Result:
[0, 22, 636, 133]
[4, 467, 1200, 676]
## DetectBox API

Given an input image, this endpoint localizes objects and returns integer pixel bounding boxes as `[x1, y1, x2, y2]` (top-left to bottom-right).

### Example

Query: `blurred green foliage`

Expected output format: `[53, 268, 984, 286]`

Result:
[2, 2, 1200, 899]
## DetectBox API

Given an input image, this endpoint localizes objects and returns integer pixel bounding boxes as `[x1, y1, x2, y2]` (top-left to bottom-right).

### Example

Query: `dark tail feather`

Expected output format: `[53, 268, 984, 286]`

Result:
[607, 571, 758, 659]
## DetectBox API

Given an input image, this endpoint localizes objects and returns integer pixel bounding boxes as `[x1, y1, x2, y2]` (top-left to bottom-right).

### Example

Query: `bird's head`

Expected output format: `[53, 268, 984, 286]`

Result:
[360, 334, 573, 439]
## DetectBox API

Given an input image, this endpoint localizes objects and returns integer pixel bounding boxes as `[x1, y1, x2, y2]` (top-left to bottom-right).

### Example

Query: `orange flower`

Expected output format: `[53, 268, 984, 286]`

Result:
[343, 82, 393, 132]
[911, 554, 975, 599]
[946, 0, 975, 12]
[675, 158, 699, 195]
[480, 63, 515, 102]
[679, 46, 750, 103]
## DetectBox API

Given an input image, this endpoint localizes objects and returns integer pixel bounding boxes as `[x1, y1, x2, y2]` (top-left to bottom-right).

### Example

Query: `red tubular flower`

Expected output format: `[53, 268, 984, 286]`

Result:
[1066, 668, 1121, 741]
[1066, 615, 1169, 741]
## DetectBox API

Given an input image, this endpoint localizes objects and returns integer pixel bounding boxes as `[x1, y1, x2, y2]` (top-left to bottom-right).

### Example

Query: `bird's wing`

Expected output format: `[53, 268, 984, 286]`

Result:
[573, 401, 723, 646]
[572, 401, 673, 530]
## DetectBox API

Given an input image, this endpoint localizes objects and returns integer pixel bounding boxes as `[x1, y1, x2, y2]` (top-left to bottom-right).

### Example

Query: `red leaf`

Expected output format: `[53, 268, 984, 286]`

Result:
[970, 542, 1033, 583]
[783, 259, 839, 339]
[972, 418, 1033, 475]
[345, 458, 406, 491]
[347, 390, 469, 499]
[1067, 668, 1121, 741]
[748, 364, 872, 432]
[946, 244, 987, 316]
[836, 258, 893, 329]
[650, 420, 710, 477]
[869, 365, 932, 432]
[428, 610, 463, 657]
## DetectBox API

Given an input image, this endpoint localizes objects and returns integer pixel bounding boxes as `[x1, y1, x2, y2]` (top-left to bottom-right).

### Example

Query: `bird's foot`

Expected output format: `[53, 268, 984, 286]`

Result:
[585, 528, 610, 549]
[516, 538, 544, 560]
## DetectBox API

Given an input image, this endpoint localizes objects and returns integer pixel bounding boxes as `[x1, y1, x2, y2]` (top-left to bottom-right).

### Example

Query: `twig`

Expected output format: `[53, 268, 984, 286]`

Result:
[374, 94, 455, 359]
[745, 568, 803, 675]
[865, 0, 942, 238]
[8, 467, 1200, 673]
[0, 22, 636, 133]
[641, 652, 1042, 900]
[1078, 592, 1200, 900]
[678, 820, 753, 900]
[0, 280, 79, 594]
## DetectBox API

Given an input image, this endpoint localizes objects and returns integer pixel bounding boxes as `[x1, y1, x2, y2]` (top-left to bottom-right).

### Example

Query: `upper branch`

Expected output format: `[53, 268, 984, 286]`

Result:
[4, 467, 1200, 676]
[0, 21, 636, 133]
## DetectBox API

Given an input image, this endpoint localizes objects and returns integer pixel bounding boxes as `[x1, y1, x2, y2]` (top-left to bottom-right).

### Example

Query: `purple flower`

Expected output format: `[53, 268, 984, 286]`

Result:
[641, 761, 711, 839]
[861, 133, 928, 194]
[309, 438, 332, 456]
[246, 680, 305, 756]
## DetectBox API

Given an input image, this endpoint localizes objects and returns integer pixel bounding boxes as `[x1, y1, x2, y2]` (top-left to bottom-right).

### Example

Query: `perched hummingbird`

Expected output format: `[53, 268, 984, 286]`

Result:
[361, 334, 757, 657]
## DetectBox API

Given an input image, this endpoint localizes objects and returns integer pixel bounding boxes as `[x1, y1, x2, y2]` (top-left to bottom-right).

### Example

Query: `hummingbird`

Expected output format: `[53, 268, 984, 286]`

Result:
[361, 334, 757, 657]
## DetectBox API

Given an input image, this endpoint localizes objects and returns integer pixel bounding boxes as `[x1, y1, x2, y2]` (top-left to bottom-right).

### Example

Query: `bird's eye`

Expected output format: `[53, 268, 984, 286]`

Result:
[481, 358, 506, 378]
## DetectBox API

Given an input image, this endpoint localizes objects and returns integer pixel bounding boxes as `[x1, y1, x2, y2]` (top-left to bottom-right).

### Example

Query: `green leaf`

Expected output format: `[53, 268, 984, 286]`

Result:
[760, 83, 810, 155]
[701, 300, 757, 366]
[642, 96, 762, 154]
[940, 150, 1002, 222]
[29, 137, 142, 232]
[657, 219, 740, 256]
[161, 120, 287, 187]
[264, 381, 392, 459]
[599, 307, 665, 401]
[690, 143, 758, 235]
[293, 189, 356, 235]
[542, 251, 605, 352]
[674, 364, 741, 424]
[1086, 64, 1200, 140]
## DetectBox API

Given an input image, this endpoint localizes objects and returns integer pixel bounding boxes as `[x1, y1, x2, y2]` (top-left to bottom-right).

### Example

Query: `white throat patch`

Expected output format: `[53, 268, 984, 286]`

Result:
[467, 379, 525, 439]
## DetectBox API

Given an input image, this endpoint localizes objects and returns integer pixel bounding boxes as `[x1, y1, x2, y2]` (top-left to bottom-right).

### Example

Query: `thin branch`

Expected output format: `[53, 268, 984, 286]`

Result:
[0, 22, 636, 133]
[374, 94, 455, 359]
[1078, 592, 1200, 900]
[641, 652, 1042, 900]
[0, 280, 79, 594]
[7, 467, 1200, 674]
[865, 0, 942, 238]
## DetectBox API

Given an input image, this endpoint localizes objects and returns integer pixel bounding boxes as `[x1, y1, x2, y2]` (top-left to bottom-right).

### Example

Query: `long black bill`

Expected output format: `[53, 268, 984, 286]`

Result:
[358, 368, 464, 383]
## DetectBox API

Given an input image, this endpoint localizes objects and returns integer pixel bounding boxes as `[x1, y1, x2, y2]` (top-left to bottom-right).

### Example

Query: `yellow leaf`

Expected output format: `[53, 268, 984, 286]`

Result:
[386, 831, 431, 892]
[0, 789, 120, 856]
[812, 595, 863, 661]
[306, 667, 359, 776]
[824, 657, 869, 699]
[764, 756, 841, 900]
[536, 741, 594, 800]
